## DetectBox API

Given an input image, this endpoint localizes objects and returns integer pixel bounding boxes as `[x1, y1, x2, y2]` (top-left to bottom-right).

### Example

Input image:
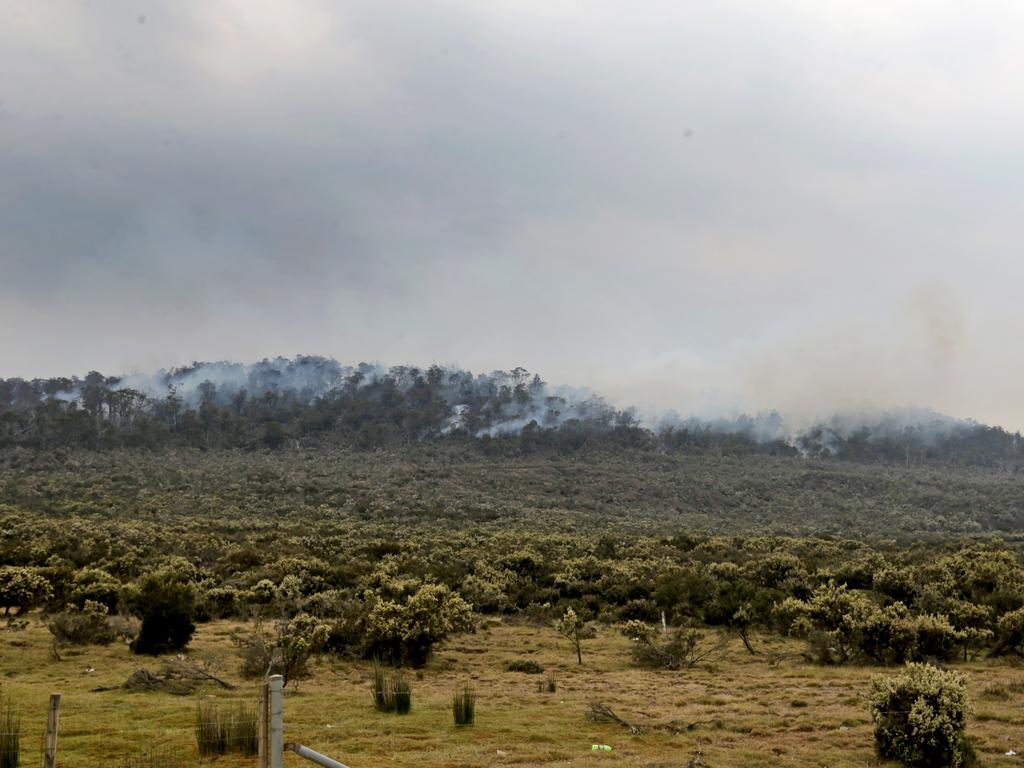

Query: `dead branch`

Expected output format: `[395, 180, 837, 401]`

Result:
[586, 701, 717, 736]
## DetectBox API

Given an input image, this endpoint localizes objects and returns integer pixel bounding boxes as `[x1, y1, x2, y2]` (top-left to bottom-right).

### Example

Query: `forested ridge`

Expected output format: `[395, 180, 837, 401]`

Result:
[1, 356, 1021, 469]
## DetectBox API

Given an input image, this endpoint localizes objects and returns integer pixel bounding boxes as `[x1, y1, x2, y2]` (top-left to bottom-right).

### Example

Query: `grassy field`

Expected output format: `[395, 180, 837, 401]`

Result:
[3, 617, 1024, 768]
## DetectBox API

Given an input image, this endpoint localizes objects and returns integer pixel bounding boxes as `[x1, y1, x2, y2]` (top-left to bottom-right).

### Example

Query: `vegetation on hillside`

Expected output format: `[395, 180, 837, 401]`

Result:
[2, 357, 1021, 468]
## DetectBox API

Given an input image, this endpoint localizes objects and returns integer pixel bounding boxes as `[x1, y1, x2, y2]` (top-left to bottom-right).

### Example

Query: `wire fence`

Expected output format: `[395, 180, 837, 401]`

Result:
[0, 686, 360, 768]
[2, 693, 276, 768]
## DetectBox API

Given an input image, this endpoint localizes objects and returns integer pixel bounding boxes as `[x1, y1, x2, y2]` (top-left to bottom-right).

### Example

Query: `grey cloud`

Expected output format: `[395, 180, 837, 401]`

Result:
[2, 1, 1024, 428]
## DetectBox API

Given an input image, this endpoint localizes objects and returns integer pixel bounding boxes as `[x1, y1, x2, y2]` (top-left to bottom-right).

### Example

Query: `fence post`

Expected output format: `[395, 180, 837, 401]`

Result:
[43, 693, 60, 768]
[258, 681, 270, 768]
[269, 675, 284, 768]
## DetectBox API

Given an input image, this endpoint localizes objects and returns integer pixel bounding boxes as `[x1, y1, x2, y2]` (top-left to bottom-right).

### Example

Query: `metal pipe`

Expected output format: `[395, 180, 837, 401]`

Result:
[286, 743, 351, 768]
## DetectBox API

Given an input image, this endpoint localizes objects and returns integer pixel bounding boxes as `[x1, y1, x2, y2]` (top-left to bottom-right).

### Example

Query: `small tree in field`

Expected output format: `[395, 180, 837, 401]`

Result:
[130, 572, 196, 655]
[870, 663, 975, 767]
[555, 608, 594, 664]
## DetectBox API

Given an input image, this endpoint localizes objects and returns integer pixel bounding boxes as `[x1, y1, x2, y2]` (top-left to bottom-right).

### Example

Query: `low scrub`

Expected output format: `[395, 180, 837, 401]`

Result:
[506, 659, 544, 674]
[47, 601, 117, 645]
[869, 663, 975, 767]
[630, 624, 725, 670]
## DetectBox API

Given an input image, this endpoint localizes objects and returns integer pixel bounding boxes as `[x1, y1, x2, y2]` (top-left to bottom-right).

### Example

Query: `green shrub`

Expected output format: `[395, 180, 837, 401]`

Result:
[992, 606, 1024, 656]
[870, 663, 975, 767]
[129, 573, 196, 655]
[630, 625, 724, 670]
[195, 702, 258, 757]
[0, 567, 52, 616]
[506, 659, 544, 674]
[362, 584, 474, 667]
[47, 601, 117, 645]
[0, 700, 19, 768]
[452, 686, 476, 726]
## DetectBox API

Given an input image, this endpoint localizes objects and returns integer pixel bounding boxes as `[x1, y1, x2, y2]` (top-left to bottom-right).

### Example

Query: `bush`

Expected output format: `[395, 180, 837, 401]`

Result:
[0, 700, 18, 768]
[537, 673, 557, 693]
[0, 567, 52, 616]
[506, 659, 544, 674]
[362, 584, 474, 667]
[621, 619, 657, 643]
[195, 702, 258, 757]
[992, 606, 1024, 656]
[870, 663, 975, 767]
[130, 573, 196, 655]
[452, 686, 476, 726]
[631, 625, 725, 670]
[370, 665, 412, 714]
[235, 614, 330, 685]
[47, 601, 117, 645]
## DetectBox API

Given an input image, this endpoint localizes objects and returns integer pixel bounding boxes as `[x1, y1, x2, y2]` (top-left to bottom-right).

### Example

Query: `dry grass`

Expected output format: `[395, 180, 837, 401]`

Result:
[2, 617, 1024, 767]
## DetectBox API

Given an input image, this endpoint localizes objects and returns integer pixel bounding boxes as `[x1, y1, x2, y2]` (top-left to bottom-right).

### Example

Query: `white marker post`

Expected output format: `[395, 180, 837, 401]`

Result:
[268, 675, 284, 768]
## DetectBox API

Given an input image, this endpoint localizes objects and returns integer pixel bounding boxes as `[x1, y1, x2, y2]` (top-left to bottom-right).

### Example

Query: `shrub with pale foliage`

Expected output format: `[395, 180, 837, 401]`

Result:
[869, 663, 975, 767]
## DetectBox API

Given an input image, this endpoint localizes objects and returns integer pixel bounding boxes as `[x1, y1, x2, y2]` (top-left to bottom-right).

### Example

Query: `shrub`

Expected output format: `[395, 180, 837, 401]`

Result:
[537, 674, 557, 693]
[452, 686, 476, 726]
[869, 663, 974, 767]
[200, 587, 241, 620]
[506, 659, 544, 674]
[0, 700, 18, 768]
[362, 584, 474, 667]
[195, 702, 258, 757]
[992, 606, 1024, 656]
[235, 614, 330, 685]
[47, 600, 117, 645]
[621, 619, 656, 643]
[0, 567, 52, 616]
[631, 625, 725, 670]
[370, 664, 412, 714]
[129, 573, 196, 655]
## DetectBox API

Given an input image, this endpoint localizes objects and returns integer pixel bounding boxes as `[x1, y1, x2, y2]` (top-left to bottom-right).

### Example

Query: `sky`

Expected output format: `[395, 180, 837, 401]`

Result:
[3, 1, 1024, 428]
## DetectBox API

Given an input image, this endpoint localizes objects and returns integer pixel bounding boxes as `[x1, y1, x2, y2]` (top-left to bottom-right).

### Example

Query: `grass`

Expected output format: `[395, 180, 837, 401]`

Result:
[4, 616, 1024, 767]
[451, 686, 476, 726]
[0, 700, 19, 768]
[370, 665, 412, 715]
[195, 701, 258, 756]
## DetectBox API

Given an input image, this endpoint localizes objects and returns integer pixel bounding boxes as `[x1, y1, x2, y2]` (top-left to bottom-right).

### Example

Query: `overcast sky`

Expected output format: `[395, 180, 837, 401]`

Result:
[3, 1, 1024, 427]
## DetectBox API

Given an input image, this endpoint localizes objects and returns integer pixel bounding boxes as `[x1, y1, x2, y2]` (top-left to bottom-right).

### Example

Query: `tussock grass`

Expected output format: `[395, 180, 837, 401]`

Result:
[451, 685, 476, 726]
[371, 664, 412, 714]
[0, 701, 19, 768]
[195, 702, 258, 756]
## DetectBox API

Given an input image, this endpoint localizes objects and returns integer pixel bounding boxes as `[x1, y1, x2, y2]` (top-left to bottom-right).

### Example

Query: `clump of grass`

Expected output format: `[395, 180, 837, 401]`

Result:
[452, 685, 476, 726]
[506, 659, 544, 674]
[0, 700, 19, 768]
[371, 664, 412, 714]
[195, 702, 258, 757]
[537, 673, 557, 693]
[981, 684, 1010, 700]
[392, 672, 412, 714]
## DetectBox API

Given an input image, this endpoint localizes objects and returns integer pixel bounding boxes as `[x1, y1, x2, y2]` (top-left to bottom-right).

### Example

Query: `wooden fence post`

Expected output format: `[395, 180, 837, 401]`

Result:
[258, 681, 270, 768]
[43, 693, 60, 768]
[268, 675, 284, 768]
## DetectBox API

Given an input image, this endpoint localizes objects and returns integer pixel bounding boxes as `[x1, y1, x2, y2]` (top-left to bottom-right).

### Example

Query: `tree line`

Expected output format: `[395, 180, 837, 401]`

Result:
[1, 357, 1022, 467]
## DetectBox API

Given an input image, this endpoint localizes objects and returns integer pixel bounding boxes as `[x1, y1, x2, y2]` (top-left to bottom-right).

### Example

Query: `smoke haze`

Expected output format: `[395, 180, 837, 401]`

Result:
[3, 2, 1024, 429]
